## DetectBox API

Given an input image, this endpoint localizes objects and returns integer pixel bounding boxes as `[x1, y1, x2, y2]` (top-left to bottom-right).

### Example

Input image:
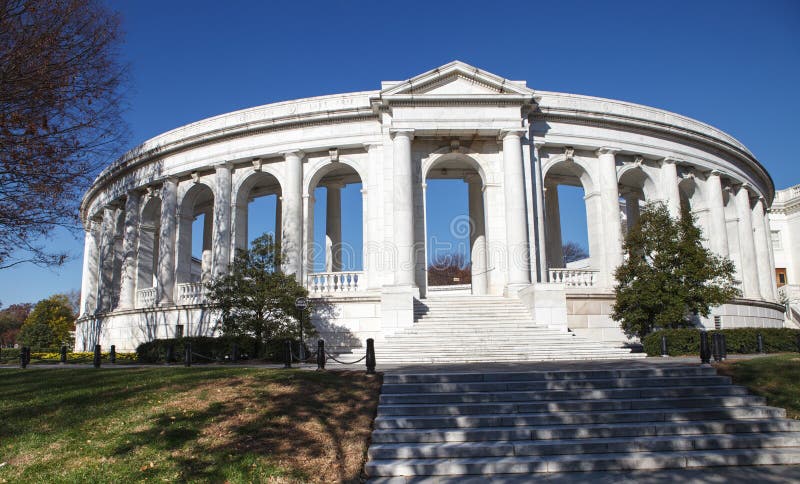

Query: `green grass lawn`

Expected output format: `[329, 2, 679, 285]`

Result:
[716, 354, 800, 419]
[0, 368, 381, 483]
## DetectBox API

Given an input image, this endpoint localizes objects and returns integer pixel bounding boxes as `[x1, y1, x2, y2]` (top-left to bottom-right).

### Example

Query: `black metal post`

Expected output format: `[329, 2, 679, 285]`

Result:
[712, 333, 722, 362]
[20, 347, 28, 369]
[366, 338, 376, 374]
[700, 331, 711, 364]
[25, 346, 31, 366]
[166, 344, 174, 365]
[185, 342, 192, 367]
[60, 345, 67, 364]
[796, 334, 800, 353]
[757, 333, 764, 354]
[720, 333, 727, 361]
[231, 343, 239, 363]
[660, 335, 668, 357]
[298, 310, 305, 361]
[110, 345, 116, 364]
[93, 344, 101, 368]
[317, 340, 325, 371]
[284, 339, 292, 369]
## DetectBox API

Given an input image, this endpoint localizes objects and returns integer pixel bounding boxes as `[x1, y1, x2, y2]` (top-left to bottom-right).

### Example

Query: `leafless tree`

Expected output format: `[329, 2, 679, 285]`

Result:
[428, 252, 472, 286]
[562, 241, 589, 263]
[0, 0, 128, 269]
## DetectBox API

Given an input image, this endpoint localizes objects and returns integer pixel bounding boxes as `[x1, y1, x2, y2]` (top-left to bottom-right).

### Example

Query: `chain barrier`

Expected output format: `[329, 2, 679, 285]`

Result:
[323, 351, 367, 365]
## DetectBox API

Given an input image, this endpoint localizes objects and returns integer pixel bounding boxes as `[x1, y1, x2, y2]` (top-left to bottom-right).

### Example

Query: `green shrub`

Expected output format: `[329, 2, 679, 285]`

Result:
[134, 335, 283, 363]
[643, 327, 800, 356]
[0, 347, 21, 362]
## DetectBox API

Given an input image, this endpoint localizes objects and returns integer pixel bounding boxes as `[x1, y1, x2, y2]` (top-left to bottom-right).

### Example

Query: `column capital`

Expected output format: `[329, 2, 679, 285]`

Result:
[362, 142, 382, 151]
[281, 150, 305, 160]
[324, 181, 345, 190]
[215, 161, 234, 171]
[596, 146, 621, 156]
[389, 128, 415, 140]
[533, 141, 546, 150]
[498, 127, 526, 140]
[463, 174, 482, 185]
[708, 169, 725, 178]
[661, 156, 682, 165]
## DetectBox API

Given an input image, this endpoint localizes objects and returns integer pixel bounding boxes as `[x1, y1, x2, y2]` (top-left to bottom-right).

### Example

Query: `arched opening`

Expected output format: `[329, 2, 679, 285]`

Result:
[307, 163, 363, 291]
[176, 183, 214, 284]
[723, 188, 742, 281]
[136, 196, 161, 304]
[110, 209, 125, 309]
[423, 154, 487, 296]
[618, 166, 657, 234]
[543, 158, 597, 276]
[233, 171, 282, 257]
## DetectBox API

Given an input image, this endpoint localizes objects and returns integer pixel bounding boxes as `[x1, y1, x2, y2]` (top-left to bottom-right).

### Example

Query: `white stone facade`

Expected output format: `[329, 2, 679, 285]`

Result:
[75, 62, 785, 351]
[770, 184, 800, 327]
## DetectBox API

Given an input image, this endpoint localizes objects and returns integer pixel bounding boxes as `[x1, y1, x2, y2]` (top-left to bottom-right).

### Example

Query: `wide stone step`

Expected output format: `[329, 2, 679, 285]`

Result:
[370, 419, 800, 443]
[379, 384, 749, 404]
[374, 406, 786, 430]
[377, 396, 766, 416]
[365, 447, 800, 476]
[380, 376, 731, 394]
[368, 432, 800, 459]
[382, 367, 716, 384]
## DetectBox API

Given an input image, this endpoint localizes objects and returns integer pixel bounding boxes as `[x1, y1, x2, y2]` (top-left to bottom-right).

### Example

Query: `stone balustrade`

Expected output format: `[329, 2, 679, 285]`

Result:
[136, 287, 156, 308]
[548, 268, 599, 287]
[176, 282, 207, 305]
[307, 271, 364, 295]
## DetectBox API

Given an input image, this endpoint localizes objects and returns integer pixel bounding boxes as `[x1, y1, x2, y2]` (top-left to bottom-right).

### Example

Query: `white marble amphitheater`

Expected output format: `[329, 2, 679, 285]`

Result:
[75, 62, 785, 360]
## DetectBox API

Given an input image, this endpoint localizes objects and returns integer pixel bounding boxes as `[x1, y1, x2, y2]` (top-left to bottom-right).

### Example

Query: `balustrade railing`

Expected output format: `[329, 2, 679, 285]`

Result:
[136, 287, 157, 308]
[548, 268, 599, 287]
[176, 282, 207, 305]
[307, 271, 364, 295]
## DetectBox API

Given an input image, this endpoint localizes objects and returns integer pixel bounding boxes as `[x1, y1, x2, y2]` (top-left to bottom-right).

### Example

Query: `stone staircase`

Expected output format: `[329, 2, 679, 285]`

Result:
[366, 364, 800, 480]
[339, 296, 642, 364]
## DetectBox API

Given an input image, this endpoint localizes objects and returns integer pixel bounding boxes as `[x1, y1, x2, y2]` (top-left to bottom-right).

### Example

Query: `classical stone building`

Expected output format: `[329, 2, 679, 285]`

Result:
[770, 183, 800, 327]
[75, 62, 785, 357]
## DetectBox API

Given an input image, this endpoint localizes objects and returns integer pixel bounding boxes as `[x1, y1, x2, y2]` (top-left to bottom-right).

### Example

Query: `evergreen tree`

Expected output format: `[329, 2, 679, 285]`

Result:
[612, 202, 739, 339]
[206, 233, 314, 355]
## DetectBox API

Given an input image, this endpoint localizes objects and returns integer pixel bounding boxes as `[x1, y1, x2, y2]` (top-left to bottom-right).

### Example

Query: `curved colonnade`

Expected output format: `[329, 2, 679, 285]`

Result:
[76, 62, 784, 351]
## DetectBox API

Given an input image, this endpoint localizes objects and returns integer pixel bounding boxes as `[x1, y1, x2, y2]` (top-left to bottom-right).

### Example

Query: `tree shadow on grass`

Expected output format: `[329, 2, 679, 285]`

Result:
[0, 368, 383, 482]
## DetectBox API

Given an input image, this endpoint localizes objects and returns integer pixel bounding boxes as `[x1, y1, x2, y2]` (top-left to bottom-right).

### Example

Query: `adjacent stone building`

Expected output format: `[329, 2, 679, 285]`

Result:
[75, 62, 785, 353]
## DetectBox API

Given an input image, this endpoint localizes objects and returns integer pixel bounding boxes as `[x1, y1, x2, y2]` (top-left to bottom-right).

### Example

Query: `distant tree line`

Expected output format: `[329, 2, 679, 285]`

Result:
[0, 291, 78, 349]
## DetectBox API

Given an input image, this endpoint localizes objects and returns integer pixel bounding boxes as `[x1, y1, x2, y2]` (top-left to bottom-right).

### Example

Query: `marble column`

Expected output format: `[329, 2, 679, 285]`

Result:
[661, 158, 682, 219]
[544, 183, 564, 269]
[391, 129, 415, 287]
[325, 183, 343, 272]
[763, 206, 779, 301]
[705, 171, 730, 257]
[533, 142, 548, 282]
[98, 207, 116, 312]
[468, 178, 488, 295]
[117, 191, 141, 309]
[752, 197, 773, 300]
[364, 143, 383, 290]
[79, 220, 100, 316]
[500, 128, 531, 288]
[282, 151, 304, 280]
[735, 184, 760, 299]
[624, 193, 641, 231]
[212, 163, 232, 278]
[175, 198, 194, 285]
[275, 196, 282, 245]
[157, 177, 178, 305]
[597, 147, 623, 287]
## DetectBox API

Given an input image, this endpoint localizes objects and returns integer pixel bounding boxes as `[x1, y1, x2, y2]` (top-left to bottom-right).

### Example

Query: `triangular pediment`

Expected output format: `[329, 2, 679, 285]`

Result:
[379, 61, 533, 97]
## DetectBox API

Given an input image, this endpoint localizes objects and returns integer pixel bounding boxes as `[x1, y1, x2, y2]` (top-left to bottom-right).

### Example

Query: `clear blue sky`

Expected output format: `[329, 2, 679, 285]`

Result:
[1, 0, 798, 306]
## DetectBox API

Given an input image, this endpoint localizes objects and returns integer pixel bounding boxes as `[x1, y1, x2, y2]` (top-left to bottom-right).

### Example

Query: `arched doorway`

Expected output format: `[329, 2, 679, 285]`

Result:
[135, 196, 161, 307]
[232, 170, 282, 257]
[176, 183, 214, 285]
[306, 162, 364, 292]
[422, 153, 488, 297]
